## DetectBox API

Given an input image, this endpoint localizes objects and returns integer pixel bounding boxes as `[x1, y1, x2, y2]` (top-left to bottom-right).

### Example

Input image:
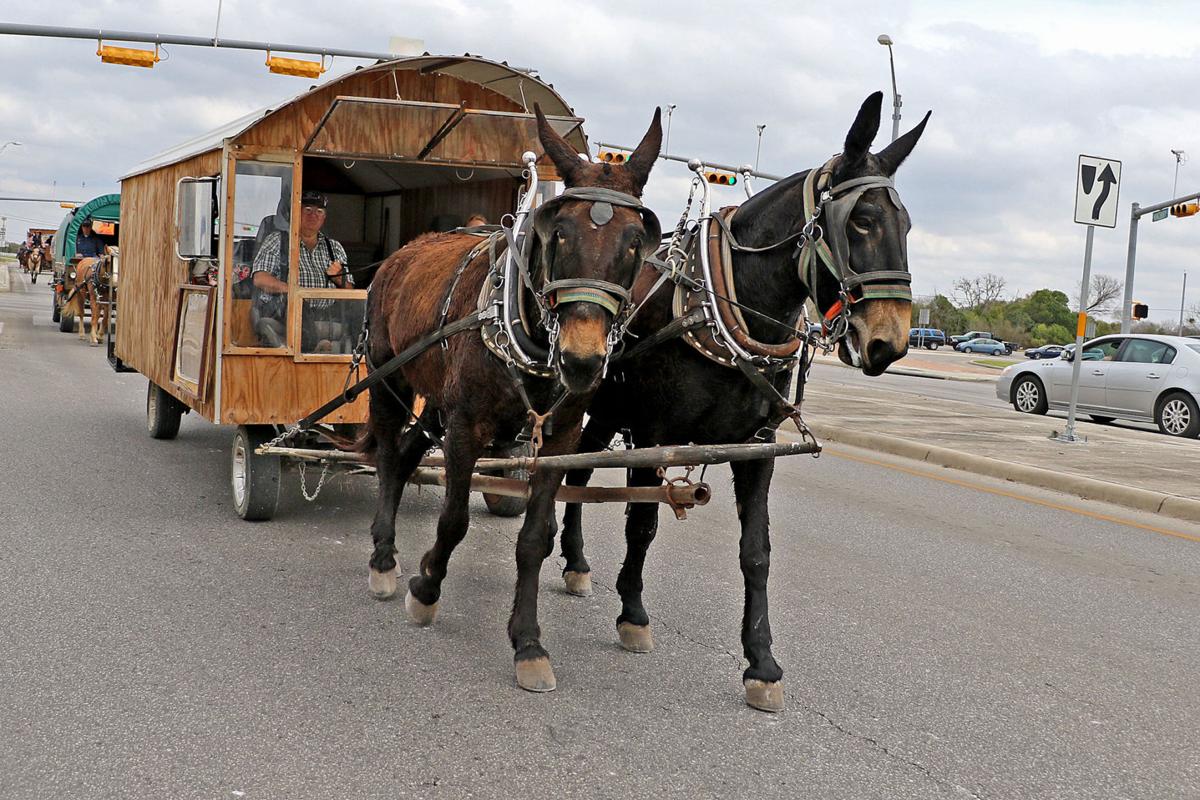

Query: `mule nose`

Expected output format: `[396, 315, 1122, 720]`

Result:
[863, 338, 903, 376]
[559, 351, 605, 394]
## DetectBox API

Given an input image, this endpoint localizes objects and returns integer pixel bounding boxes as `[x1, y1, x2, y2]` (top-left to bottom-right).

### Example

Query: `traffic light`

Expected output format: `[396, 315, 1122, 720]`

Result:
[598, 150, 629, 164]
[1132, 302, 1149, 320]
[1169, 202, 1199, 218]
[97, 42, 160, 69]
[704, 171, 737, 186]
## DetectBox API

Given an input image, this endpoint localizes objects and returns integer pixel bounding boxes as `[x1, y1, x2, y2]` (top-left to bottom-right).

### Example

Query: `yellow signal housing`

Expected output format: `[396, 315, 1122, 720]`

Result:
[598, 150, 629, 164]
[97, 42, 160, 68]
[705, 171, 737, 186]
[266, 52, 326, 79]
[1170, 202, 1199, 218]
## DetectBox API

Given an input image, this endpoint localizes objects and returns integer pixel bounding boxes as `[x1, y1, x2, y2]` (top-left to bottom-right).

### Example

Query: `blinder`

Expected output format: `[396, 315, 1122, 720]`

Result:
[531, 186, 661, 318]
[799, 158, 914, 333]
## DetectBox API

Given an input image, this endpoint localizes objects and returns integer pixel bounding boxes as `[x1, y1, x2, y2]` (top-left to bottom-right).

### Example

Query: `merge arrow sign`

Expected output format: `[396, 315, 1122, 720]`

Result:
[1075, 155, 1122, 228]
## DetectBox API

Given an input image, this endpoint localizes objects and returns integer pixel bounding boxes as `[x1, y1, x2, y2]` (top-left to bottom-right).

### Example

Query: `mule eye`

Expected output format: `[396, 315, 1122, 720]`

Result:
[556, 231, 566, 244]
[630, 237, 643, 253]
[850, 217, 872, 235]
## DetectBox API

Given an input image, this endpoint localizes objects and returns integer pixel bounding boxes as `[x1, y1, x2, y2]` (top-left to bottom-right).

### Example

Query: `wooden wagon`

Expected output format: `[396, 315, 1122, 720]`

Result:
[115, 55, 588, 519]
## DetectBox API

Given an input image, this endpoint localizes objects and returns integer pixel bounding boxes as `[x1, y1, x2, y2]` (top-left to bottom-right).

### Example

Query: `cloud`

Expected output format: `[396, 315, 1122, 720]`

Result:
[1, 1, 1197, 321]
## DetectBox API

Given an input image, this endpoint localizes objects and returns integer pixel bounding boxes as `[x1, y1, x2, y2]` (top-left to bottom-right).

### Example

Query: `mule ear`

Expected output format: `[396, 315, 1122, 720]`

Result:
[876, 110, 931, 176]
[843, 91, 883, 166]
[622, 107, 663, 195]
[535, 103, 584, 186]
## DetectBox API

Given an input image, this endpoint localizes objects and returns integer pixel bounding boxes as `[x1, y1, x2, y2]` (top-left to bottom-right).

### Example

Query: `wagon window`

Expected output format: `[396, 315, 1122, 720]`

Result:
[298, 297, 366, 356]
[231, 161, 293, 348]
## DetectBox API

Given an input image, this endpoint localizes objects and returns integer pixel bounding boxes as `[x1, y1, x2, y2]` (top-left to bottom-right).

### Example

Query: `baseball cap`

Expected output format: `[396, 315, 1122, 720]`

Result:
[300, 190, 327, 209]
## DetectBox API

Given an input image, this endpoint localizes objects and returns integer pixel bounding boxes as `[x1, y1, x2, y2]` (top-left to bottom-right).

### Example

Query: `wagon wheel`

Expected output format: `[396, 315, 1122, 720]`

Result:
[146, 382, 185, 440]
[482, 442, 532, 517]
[231, 425, 281, 521]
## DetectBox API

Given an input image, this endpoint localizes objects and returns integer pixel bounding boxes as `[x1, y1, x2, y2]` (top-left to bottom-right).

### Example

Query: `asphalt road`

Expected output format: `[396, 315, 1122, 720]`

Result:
[3, 269, 1199, 799]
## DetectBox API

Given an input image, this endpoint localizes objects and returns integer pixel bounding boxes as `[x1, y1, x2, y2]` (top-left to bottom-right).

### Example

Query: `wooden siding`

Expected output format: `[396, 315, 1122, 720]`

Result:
[116, 150, 222, 419]
[397, 177, 520, 243]
[219, 355, 368, 425]
[234, 70, 524, 151]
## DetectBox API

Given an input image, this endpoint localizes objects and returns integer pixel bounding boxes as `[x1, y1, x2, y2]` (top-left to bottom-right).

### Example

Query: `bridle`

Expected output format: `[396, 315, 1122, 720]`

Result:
[795, 156, 913, 341]
[486, 155, 661, 380]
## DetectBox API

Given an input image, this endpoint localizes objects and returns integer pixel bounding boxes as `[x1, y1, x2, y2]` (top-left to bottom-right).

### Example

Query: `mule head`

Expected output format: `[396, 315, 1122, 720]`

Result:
[813, 91, 930, 377]
[533, 105, 663, 393]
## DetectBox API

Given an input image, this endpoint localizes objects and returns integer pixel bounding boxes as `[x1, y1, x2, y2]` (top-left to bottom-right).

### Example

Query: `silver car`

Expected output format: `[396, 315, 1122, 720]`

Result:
[995, 334, 1200, 438]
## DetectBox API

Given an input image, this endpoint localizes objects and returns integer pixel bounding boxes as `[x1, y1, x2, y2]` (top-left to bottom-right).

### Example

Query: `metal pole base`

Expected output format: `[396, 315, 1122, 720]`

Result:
[1050, 429, 1087, 444]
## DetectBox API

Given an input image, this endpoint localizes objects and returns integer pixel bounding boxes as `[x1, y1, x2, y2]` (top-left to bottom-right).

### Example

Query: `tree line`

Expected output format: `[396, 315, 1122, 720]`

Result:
[914, 273, 1200, 347]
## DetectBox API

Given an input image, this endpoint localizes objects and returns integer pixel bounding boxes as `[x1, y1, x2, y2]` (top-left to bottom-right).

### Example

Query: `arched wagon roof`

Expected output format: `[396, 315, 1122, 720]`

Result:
[51, 192, 120, 262]
[122, 54, 586, 179]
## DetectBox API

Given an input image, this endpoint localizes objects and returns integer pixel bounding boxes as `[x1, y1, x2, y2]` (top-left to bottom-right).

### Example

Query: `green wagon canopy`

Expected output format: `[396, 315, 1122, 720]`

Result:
[51, 193, 120, 263]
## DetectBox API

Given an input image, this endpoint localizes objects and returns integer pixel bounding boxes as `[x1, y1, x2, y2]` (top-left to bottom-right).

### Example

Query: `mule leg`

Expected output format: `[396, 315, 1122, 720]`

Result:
[613, 466, 663, 654]
[508, 464, 568, 692]
[730, 456, 784, 712]
[558, 419, 617, 597]
[404, 414, 487, 625]
[366, 386, 430, 599]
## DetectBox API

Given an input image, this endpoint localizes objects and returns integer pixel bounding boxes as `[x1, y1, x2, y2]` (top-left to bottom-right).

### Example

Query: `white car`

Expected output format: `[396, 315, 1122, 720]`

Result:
[995, 334, 1200, 438]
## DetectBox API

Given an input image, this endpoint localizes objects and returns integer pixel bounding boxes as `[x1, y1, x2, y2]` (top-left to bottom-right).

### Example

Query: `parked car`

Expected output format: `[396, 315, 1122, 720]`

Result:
[996, 334, 1200, 437]
[1025, 344, 1065, 359]
[956, 337, 1010, 355]
[949, 330, 993, 348]
[908, 327, 946, 349]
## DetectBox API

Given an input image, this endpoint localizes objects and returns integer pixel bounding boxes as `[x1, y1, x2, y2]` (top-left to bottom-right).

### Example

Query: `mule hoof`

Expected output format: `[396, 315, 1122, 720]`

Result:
[515, 657, 557, 693]
[617, 622, 654, 653]
[367, 567, 397, 600]
[563, 570, 593, 597]
[744, 679, 785, 712]
[404, 590, 439, 626]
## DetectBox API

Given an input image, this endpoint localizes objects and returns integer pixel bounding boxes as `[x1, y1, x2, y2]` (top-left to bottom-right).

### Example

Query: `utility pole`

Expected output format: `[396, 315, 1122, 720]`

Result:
[1180, 272, 1188, 335]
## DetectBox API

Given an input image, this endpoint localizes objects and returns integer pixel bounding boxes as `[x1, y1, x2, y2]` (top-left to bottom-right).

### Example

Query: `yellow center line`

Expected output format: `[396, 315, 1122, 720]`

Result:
[823, 447, 1200, 545]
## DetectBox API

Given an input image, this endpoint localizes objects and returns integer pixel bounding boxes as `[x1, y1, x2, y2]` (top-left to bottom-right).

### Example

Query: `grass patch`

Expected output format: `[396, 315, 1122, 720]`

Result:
[971, 358, 1018, 370]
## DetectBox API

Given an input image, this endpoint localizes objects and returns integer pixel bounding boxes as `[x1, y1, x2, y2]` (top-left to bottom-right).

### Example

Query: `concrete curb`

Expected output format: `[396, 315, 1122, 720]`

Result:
[0, 265, 11, 292]
[813, 357, 996, 383]
[790, 423, 1200, 525]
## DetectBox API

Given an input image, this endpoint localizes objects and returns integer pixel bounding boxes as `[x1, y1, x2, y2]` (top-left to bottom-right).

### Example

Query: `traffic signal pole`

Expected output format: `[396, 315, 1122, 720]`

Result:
[1121, 189, 1200, 333]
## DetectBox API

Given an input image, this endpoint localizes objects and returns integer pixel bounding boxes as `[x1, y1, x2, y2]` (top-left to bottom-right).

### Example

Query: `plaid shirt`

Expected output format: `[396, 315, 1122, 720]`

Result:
[252, 231, 350, 313]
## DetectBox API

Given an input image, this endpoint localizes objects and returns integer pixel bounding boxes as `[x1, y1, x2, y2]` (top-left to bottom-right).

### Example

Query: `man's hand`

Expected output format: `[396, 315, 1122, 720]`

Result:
[326, 260, 348, 287]
[252, 271, 288, 294]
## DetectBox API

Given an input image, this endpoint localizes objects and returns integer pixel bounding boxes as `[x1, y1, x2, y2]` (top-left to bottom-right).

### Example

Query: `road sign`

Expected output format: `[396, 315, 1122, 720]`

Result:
[1152, 208, 1169, 222]
[1075, 155, 1122, 228]
[919, 308, 930, 325]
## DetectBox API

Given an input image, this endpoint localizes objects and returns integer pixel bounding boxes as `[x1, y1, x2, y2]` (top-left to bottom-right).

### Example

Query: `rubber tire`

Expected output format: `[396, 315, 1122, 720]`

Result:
[1012, 375, 1048, 415]
[146, 382, 184, 440]
[929, 342, 940, 350]
[483, 442, 532, 517]
[231, 426, 281, 521]
[59, 313, 74, 333]
[1155, 392, 1200, 439]
[1089, 415, 1115, 425]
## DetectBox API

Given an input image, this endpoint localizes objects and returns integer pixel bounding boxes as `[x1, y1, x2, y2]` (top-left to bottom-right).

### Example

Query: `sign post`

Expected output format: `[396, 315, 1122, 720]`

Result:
[1057, 154, 1122, 444]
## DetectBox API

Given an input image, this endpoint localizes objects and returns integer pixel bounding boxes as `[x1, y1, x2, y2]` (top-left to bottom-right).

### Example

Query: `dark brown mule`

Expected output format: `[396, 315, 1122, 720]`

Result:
[360, 108, 663, 692]
[558, 93, 930, 711]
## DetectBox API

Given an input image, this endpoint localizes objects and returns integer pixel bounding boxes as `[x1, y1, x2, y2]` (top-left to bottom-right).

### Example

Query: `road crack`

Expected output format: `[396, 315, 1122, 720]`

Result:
[801, 703, 986, 799]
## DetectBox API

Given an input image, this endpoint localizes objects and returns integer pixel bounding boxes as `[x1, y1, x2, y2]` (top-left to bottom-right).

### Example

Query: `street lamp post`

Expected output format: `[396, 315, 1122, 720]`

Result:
[0, 141, 22, 156]
[1171, 149, 1187, 198]
[877, 35, 901, 142]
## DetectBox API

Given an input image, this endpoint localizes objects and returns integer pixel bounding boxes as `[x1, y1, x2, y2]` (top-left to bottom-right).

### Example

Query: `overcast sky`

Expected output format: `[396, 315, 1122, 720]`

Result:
[2, 1, 1199, 322]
